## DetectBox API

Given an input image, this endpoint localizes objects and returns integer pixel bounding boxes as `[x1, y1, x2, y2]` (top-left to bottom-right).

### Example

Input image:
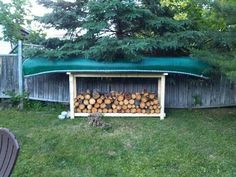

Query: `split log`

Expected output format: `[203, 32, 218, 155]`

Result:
[141, 96, 148, 103]
[103, 108, 108, 113]
[124, 99, 129, 105]
[94, 103, 100, 108]
[76, 108, 81, 113]
[153, 100, 159, 105]
[149, 93, 155, 99]
[89, 98, 96, 105]
[79, 104, 85, 110]
[136, 108, 142, 113]
[74, 102, 79, 107]
[112, 104, 117, 109]
[83, 99, 89, 105]
[117, 95, 124, 101]
[100, 103, 106, 109]
[97, 98, 103, 104]
[98, 108, 103, 113]
[92, 107, 97, 113]
[131, 108, 136, 113]
[125, 109, 130, 113]
[140, 102, 145, 109]
[127, 104, 132, 109]
[104, 98, 112, 104]
[119, 101, 124, 106]
[114, 100, 119, 105]
[146, 102, 151, 107]
[135, 93, 141, 100]
[129, 99, 135, 105]
[122, 105, 128, 110]
[131, 93, 136, 99]
[85, 94, 91, 100]
[153, 105, 158, 110]
[87, 104, 92, 110]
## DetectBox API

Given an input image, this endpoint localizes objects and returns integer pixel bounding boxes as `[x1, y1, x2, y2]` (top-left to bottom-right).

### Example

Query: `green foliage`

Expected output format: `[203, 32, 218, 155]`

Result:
[192, 94, 202, 107]
[190, 0, 236, 82]
[0, 0, 46, 45]
[4, 90, 29, 108]
[0, 0, 29, 43]
[35, 0, 201, 60]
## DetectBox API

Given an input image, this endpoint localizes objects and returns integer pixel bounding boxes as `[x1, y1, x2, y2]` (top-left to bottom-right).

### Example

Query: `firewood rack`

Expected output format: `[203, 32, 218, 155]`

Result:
[67, 73, 167, 120]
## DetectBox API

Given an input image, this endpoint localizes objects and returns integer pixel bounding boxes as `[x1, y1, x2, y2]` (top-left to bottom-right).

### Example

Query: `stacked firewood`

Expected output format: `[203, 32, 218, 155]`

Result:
[74, 90, 160, 114]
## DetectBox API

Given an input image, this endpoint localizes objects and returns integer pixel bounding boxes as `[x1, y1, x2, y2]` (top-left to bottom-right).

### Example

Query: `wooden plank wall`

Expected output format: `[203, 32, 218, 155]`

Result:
[0, 56, 236, 108]
[0, 55, 19, 98]
[25, 73, 69, 102]
[24, 74, 236, 108]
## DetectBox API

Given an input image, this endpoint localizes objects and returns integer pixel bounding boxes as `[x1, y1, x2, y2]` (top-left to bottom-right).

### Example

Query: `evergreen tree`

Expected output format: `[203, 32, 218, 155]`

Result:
[191, 0, 236, 81]
[36, 0, 201, 60]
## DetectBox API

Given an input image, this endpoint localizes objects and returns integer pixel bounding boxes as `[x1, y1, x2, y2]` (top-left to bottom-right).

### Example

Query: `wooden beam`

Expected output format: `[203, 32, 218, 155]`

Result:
[73, 73, 164, 78]
[75, 113, 161, 117]
[73, 76, 77, 99]
[69, 73, 75, 119]
[160, 74, 166, 120]
[158, 78, 161, 103]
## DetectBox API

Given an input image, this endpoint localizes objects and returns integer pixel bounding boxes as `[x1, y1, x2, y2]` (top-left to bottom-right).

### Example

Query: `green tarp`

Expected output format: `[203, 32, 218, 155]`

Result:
[23, 57, 210, 78]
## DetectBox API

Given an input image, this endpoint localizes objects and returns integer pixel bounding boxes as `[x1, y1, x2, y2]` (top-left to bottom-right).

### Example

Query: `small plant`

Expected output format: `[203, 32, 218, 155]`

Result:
[88, 113, 111, 129]
[192, 94, 202, 107]
[4, 90, 30, 108]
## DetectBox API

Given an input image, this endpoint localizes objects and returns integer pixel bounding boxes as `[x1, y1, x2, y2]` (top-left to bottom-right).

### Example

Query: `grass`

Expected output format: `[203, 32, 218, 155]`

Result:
[0, 108, 235, 177]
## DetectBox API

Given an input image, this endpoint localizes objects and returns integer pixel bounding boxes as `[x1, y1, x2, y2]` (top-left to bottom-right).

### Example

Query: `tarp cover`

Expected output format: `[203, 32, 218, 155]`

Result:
[23, 57, 209, 78]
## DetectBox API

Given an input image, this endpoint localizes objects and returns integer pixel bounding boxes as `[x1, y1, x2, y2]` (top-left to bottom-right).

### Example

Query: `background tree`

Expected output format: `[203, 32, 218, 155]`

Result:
[36, 0, 202, 60]
[0, 0, 31, 44]
[0, 0, 45, 47]
[190, 0, 236, 81]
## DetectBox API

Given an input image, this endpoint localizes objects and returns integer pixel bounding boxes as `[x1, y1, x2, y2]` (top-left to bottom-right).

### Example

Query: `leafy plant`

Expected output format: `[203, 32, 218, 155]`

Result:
[4, 90, 30, 108]
[192, 94, 202, 107]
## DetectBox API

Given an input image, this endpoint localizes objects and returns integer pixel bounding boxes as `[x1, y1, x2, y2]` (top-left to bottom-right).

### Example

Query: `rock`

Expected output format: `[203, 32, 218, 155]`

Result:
[61, 111, 68, 116]
[58, 114, 66, 120]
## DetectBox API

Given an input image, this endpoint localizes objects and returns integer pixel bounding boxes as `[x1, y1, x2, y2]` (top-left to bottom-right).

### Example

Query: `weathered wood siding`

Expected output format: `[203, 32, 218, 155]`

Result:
[25, 74, 69, 102]
[165, 75, 236, 108]
[24, 74, 236, 108]
[1, 55, 236, 108]
[0, 55, 19, 98]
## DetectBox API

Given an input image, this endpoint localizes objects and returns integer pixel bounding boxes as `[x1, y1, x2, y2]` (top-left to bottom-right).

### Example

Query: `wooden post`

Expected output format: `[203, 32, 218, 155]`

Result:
[160, 73, 167, 120]
[73, 76, 77, 99]
[69, 73, 75, 119]
[158, 78, 161, 102]
[18, 40, 23, 109]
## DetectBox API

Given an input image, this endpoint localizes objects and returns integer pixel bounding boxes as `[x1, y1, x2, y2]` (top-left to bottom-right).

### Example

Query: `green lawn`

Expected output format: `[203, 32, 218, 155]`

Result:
[0, 108, 236, 177]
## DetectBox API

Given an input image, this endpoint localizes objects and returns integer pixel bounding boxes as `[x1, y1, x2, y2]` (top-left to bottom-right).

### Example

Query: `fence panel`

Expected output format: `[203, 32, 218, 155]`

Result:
[0, 55, 18, 98]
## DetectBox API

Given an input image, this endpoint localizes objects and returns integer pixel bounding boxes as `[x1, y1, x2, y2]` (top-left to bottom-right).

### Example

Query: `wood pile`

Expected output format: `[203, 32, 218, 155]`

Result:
[74, 90, 160, 114]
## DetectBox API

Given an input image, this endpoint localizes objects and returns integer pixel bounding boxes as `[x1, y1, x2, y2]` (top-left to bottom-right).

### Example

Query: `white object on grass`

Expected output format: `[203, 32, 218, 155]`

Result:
[58, 114, 66, 120]
[61, 111, 68, 116]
